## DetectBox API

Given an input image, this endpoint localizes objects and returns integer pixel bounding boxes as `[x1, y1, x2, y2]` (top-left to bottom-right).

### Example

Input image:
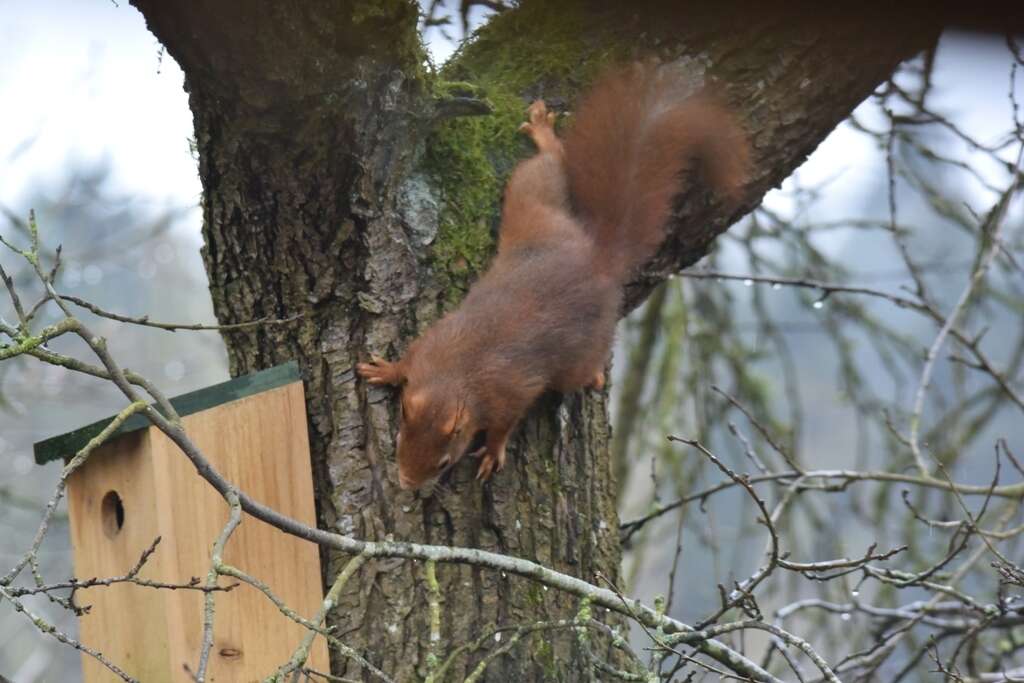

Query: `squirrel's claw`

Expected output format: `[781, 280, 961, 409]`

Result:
[475, 445, 507, 481]
[476, 457, 494, 481]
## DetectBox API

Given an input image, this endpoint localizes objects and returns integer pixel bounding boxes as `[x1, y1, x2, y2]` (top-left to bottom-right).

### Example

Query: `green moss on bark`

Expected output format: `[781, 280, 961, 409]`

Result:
[421, 0, 625, 300]
[422, 91, 525, 299]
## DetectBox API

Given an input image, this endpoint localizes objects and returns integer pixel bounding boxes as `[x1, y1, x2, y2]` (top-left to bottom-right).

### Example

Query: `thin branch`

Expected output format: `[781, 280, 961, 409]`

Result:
[57, 293, 302, 332]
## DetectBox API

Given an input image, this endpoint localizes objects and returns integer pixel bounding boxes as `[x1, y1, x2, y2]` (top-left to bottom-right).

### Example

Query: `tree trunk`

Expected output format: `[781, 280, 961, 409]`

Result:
[129, 1, 938, 679]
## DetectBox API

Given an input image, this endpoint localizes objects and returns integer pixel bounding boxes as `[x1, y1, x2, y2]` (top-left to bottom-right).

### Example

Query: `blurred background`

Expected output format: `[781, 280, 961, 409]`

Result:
[1, 1, 1021, 681]
[2, 1, 224, 679]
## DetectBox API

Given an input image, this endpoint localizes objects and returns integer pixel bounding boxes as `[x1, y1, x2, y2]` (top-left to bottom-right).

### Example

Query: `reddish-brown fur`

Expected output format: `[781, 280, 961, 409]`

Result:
[358, 61, 750, 490]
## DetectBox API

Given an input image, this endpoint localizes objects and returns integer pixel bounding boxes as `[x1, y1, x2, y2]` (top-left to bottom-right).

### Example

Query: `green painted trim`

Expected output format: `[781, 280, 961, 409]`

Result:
[33, 361, 302, 465]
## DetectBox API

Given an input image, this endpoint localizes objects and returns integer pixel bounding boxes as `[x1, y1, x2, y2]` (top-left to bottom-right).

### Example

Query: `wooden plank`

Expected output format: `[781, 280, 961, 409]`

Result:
[34, 361, 301, 465]
[67, 380, 328, 681]
[67, 430, 174, 683]
[150, 380, 329, 680]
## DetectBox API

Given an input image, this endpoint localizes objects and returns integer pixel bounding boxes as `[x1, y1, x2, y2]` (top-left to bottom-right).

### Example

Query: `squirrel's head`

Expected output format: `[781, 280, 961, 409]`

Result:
[395, 383, 480, 490]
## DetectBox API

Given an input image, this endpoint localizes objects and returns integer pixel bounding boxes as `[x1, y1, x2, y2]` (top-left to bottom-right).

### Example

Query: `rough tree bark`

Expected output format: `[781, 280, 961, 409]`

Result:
[128, 1, 938, 680]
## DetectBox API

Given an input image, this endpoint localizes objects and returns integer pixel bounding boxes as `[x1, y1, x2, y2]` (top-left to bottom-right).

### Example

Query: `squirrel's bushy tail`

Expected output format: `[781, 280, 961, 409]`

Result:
[564, 61, 751, 281]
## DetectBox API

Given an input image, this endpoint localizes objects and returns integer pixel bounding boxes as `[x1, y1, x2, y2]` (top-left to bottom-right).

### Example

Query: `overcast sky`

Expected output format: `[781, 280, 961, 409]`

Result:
[1, 1, 197, 228]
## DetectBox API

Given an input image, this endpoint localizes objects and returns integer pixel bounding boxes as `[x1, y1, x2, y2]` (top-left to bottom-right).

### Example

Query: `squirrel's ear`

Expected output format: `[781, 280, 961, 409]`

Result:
[442, 409, 459, 436]
[443, 401, 474, 437]
[442, 404, 472, 436]
[405, 390, 425, 417]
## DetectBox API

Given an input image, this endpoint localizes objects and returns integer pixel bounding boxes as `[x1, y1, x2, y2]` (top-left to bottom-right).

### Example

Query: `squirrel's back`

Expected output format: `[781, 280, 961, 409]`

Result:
[563, 61, 750, 281]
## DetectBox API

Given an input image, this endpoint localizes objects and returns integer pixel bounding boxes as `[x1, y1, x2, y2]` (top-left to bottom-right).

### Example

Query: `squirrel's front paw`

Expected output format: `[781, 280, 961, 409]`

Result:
[356, 355, 403, 386]
[475, 446, 507, 481]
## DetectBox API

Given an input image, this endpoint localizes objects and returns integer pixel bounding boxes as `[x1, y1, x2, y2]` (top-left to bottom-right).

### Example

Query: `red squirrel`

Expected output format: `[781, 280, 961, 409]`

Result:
[358, 61, 750, 490]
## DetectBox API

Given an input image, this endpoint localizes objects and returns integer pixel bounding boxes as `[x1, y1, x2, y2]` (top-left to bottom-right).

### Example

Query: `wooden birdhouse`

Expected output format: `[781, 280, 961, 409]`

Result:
[34, 362, 329, 682]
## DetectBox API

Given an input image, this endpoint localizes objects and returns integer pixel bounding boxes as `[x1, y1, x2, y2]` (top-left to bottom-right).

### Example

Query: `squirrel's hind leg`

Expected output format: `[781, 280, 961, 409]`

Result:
[498, 101, 578, 250]
[519, 100, 562, 157]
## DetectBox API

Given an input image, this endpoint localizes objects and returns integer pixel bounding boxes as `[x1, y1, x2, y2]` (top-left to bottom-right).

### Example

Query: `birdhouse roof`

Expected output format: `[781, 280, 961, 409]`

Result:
[33, 361, 301, 465]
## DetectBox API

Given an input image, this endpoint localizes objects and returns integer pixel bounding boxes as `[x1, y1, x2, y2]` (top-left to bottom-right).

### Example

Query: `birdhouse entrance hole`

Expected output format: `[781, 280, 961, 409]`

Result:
[100, 490, 125, 538]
